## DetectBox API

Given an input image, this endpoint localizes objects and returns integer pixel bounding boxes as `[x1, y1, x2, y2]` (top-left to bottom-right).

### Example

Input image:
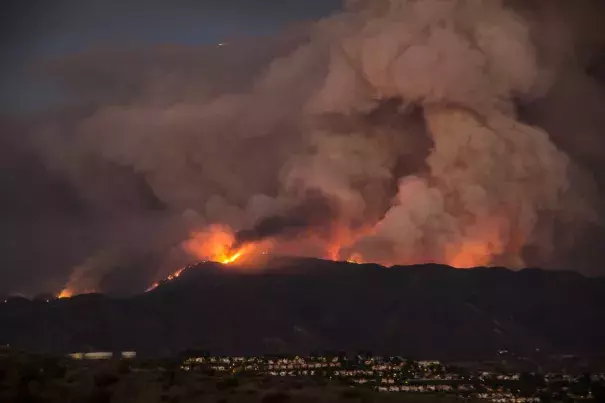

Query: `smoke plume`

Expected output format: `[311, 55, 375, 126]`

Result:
[3, 0, 605, 295]
[233, 189, 338, 248]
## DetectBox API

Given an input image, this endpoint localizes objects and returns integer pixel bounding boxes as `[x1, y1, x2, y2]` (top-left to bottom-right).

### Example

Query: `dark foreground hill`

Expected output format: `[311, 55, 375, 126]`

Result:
[1, 258, 604, 360]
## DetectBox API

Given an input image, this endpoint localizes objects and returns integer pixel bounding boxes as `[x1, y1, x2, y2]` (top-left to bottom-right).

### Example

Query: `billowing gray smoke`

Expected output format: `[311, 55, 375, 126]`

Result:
[4, 0, 605, 295]
[231, 0, 597, 268]
[233, 189, 339, 249]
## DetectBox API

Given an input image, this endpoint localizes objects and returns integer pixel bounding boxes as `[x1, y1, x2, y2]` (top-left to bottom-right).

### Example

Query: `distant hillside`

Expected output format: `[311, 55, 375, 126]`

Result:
[1, 258, 604, 360]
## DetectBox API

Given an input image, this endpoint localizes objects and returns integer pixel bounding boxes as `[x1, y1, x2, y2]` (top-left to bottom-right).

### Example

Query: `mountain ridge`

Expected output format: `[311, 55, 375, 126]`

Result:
[1, 258, 603, 361]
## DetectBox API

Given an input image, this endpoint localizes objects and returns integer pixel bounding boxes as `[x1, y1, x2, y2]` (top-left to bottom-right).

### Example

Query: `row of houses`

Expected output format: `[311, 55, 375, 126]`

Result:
[178, 353, 605, 402]
[67, 351, 136, 360]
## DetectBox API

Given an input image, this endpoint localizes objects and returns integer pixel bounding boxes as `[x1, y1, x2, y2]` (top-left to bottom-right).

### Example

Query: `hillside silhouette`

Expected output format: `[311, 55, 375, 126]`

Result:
[1, 258, 603, 359]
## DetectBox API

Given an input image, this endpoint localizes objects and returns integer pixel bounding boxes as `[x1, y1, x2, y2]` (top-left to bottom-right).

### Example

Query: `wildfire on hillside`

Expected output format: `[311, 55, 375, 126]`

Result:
[57, 287, 96, 299]
[145, 266, 186, 292]
[35, 0, 605, 302]
[182, 224, 270, 266]
[144, 226, 270, 292]
[145, 217, 507, 293]
[60, 218, 504, 298]
[347, 253, 364, 264]
[447, 241, 499, 269]
[57, 289, 73, 299]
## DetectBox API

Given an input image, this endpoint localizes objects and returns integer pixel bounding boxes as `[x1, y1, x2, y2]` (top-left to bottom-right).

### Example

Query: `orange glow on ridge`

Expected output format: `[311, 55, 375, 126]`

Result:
[57, 289, 73, 299]
[447, 240, 497, 268]
[142, 217, 517, 294]
[324, 222, 375, 263]
[56, 287, 96, 299]
[182, 224, 269, 266]
[347, 253, 364, 264]
[445, 220, 507, 268]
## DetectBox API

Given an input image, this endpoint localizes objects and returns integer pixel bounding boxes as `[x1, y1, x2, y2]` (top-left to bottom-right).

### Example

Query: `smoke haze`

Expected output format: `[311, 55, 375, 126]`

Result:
[2, 0, 605, 296]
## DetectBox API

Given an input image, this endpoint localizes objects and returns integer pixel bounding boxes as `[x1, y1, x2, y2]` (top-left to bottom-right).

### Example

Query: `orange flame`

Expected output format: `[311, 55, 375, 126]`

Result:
[182, 224, 268, 266]
[143, 216, 517, 295]
[145, 226, 274, 292]
[324, 223, 375, 263]
[346, 253, 364, 264]
[447, 240, 498, 268]
[145, 266, 186, 292]
[56, 287, 96, 299]
[445, 220, 507, 268]
[57, 289, 73, 299]
[145, 282, 160, 293]
[167, 267, 185, 280]
[310, 219, 511, 269]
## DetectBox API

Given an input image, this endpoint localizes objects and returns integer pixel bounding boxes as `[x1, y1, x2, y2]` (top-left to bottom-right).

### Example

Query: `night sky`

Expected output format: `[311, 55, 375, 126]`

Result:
[1, 0, 342, 113]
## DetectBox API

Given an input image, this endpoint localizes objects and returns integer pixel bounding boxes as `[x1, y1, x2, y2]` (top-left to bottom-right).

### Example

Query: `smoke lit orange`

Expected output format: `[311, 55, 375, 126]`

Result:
[57, 289, 74, 299]
[56, 287, 96, 299]
[144, 226, 275, 293]
[182, 224, 269, 266]
[146, 217, 515, 295]
[445, 220, 507, 268]
[346, 253, 364, 264]
[447, 241, 496, 268]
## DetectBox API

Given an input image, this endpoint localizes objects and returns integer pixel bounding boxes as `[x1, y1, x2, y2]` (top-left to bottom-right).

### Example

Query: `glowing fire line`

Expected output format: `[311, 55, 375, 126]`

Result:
[145, 229, 257, 292]
[57, 289, 73, 299]
[57, 287, 96, 299]
[60, 218, 507, 298]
